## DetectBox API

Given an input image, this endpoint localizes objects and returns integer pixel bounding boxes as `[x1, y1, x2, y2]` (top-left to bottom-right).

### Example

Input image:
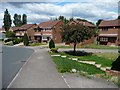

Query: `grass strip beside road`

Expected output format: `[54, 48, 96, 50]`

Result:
[78, 55, 113, 67]
[54, 44, 118, 49]
[81, 44, 118, 49]
[51, 56, 104, 75]
[50, 51, 117, 67]
[29, 43, 47, 46]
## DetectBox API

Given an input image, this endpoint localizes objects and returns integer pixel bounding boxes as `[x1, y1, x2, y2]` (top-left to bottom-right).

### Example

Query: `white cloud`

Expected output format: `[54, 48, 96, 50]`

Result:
[27, 13, 50, 23]
[0, 1, 118, 27]
[22, 3, 118, 20]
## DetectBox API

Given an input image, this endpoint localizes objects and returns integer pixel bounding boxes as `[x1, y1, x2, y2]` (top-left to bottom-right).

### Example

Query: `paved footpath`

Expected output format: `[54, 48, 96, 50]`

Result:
[9, 47, 68, 88]
[9, 47, 118, 88]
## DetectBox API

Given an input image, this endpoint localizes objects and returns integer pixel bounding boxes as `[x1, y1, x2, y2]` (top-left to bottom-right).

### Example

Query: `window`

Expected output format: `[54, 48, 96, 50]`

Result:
[102, 28, 108, 31]
[100, 37, 108, 41]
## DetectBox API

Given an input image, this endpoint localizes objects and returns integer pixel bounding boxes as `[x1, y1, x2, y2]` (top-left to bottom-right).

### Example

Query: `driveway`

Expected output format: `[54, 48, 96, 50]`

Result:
[9, 47, 118, 88]
[58, 48, 118, 53]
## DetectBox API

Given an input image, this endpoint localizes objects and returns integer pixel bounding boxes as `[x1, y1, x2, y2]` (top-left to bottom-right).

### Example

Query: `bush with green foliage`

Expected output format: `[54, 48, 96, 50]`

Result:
[49, 39, 55, 49]
[50, 48, 58, 53]
[18, 38, 23, 42]
[12, 38, 19, 45]
[23, 33, 29, 46]
[5, 31, 15, 39]
[12, 38, 23, 45]
[111, 55, 120, 71]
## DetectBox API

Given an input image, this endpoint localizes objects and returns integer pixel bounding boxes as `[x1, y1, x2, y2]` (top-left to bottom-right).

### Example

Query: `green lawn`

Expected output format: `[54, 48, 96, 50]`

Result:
[81, 44, 118, 49]
[94, 52, 119, 60]
[50, 51, 118, 68]
[29, 43, 47, 46]
[47, 43, 118, 49]
[78, 55, 113, 67]
[51, 56, 104, 75]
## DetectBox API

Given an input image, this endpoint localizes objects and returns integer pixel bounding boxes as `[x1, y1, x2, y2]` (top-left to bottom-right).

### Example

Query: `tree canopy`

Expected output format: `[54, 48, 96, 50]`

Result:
[22, 14, 27, 25]
[23, 33, 29, 46]
[3, 9, 12, 31]
[13, 13, 27, 27]
[5, 31, 15, 39]
[13, 14, 22, 27]
[118, 15, 120, 19]
[61, 23, 94, 53]
[96, 19, 103, 26]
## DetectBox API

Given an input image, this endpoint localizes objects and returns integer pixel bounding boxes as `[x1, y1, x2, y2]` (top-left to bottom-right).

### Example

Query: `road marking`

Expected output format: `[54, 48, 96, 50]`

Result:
[6, 49, 35, 89]
[62, 75, 71, 88]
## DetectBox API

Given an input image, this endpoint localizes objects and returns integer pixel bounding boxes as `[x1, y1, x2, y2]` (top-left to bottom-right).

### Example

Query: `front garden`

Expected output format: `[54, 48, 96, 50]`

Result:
[48, 39, 119, 87]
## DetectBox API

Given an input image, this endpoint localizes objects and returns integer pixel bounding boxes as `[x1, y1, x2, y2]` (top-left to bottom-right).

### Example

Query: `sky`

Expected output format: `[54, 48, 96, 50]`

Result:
[0, 0, 119, 27]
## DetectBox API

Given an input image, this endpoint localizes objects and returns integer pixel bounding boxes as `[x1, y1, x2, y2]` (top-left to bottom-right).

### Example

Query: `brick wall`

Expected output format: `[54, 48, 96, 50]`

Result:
[106, 69, 120, 77]
[98, 27, 119, 45]
[27, 25, 37, 41]
[52, 21, 63, 43]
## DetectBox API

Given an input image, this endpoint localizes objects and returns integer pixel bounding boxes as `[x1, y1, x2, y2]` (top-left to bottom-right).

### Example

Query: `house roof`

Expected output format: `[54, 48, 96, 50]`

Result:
[70, 20, 95, 27]
[12, 24, 36, 31]
[19, 24, 35, 30]
[11, 26, 19, 31]
[99, 19, 120, 27]
[38, 20, 61, 28]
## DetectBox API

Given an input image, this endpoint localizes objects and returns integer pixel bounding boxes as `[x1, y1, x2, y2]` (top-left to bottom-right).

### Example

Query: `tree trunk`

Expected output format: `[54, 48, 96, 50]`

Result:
[73, 43, 76, 53]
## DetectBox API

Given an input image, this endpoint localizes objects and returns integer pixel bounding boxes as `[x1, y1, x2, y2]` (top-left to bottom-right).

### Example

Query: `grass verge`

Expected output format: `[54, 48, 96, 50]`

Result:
[81, 44, 118, 49]
[46, 43, 118, 49]
[78, 55, 113, 67]
[29, 43, 47, 46]
[50, 52, 104, 75]
[53, 51, 117, 67]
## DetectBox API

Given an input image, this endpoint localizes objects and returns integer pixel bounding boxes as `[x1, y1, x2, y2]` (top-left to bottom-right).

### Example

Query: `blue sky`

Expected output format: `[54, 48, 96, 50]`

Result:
[0, 0, 119, 27]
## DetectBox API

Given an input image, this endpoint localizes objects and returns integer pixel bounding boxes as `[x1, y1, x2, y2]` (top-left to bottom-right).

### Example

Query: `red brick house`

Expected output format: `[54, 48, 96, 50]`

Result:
[12, 24, 37, 40]
[69, 20, 96, 45]
[33, 20, 63, 43]
[98, 20, 120, 46]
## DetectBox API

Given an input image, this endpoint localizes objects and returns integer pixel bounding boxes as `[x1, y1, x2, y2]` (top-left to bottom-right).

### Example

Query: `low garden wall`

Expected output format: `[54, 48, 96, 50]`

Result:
[106, 69, 120, 77]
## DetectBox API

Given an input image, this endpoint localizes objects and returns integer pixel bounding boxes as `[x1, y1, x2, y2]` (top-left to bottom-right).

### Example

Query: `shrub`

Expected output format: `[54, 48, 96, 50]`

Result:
[5, 31, 15, 38]
[49, 39, 55, 49]
[23, 33, 29, 46]
[111, 55, 120, 71]
[18, 38, 23, 42]
[12, 38, 19, 45]
[50, 48, 58, 53]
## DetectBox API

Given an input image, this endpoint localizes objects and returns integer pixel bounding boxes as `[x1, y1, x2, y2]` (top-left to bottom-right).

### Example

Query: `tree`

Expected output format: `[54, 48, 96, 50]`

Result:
[22, 14, 27, 25]
[96, 19, 103, 26]
[118, 15, 120, 19]
[59, 16, 64, 21]
[3, 9, 12, 31]
[13, 14, 22, 27]
[58, 16, 69, 24]
[61, 23, 93, 53]
[69, 17, 74, 21]
[5, 31, 15, 39]
[111, 55, 120, 71]
[23, 33, 29, 46]
[49, 39, 55, 49]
